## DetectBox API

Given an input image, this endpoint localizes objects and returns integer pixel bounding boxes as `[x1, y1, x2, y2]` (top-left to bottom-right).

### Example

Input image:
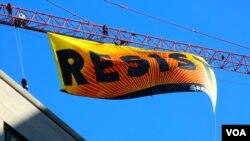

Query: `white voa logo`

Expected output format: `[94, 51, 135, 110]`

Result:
[226, 129, 246, 136]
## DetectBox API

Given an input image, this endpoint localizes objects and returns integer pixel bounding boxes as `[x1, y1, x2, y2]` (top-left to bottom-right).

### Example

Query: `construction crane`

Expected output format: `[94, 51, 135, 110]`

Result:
[0, 3, 249, 75]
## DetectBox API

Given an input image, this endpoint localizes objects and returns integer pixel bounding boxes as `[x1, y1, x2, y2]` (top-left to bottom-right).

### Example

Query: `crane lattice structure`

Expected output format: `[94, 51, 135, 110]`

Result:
[0, 4, 249, 75]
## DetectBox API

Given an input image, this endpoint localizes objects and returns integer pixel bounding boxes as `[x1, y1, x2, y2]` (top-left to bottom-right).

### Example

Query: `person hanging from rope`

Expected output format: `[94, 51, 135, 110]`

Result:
[14, 13, 27, 27]
[6, 3, 13, 16]
[21, 78, 28, 90]
[102, 25, 109, 36]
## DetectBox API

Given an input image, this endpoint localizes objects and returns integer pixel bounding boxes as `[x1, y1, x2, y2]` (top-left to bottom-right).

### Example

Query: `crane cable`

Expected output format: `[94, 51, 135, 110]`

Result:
[46, 0, 95, 25]
[13, 27, 25, 78]
[104, 0, 250, 50]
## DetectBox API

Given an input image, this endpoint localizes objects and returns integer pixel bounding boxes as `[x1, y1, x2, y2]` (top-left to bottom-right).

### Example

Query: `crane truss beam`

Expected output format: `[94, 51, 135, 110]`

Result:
[0, 4, 249, 75]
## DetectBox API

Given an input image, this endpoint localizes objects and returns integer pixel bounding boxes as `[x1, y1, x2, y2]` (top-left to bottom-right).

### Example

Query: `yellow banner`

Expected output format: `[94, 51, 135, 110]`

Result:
[48, 33, 217, 111]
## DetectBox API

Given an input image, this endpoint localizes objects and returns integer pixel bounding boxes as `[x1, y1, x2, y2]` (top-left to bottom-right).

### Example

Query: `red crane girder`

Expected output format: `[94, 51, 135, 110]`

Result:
[0, 4, 249, 75]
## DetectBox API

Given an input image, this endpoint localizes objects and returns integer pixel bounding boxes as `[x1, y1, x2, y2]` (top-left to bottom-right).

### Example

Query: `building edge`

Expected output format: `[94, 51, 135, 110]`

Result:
[0, 70, 86, 141]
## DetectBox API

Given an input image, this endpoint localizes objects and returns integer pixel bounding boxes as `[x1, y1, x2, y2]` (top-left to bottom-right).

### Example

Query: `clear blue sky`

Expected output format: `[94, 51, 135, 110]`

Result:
[1, 0, 250, 141]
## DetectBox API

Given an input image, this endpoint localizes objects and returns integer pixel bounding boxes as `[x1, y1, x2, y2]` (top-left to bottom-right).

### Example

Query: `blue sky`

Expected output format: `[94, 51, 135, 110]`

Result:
[1, 0, 250, 141]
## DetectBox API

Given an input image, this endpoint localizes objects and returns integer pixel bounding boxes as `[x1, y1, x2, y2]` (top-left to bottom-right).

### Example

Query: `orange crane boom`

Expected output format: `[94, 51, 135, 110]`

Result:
[0, 4, 249, 75]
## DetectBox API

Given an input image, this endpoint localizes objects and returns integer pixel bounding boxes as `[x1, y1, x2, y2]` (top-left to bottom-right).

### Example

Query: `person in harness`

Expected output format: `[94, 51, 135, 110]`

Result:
[6, 3, 13, 16]
[21, 78, 28, 90]
[102, 25, 109, 36]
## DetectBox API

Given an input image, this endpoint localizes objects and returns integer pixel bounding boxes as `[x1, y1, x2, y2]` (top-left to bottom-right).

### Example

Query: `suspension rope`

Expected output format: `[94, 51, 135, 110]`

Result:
[214, 113, 217, 141]
[13, 27, 25, 77]
[17, 28, 25, 77]
[104, 0, 250, 50]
